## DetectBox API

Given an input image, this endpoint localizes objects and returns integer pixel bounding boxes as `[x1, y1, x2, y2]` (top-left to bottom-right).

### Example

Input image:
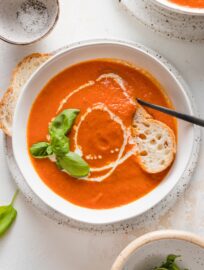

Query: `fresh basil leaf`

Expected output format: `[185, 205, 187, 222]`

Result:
[46, 145, 53, 155]
[49, 109, 80, 136]
[171, 266, 180, 270]
[56, 159, 63, 170]
[51, 133, 69, 157]
[0, 206, 17, 237]
[30, 142, 52, 158]
[57, 152, 90, 178]
[154, 268, 168, 270]
[166, 255, 180, 265]
[0, 190, 18, 237]
[154, 255, 182, 270]
[161, 255, 180, 269]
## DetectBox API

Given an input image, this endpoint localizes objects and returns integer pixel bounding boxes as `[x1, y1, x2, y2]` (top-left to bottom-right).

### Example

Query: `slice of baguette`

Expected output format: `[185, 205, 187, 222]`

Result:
[132, 104, 176, 174]
[0, 53, 51, 136]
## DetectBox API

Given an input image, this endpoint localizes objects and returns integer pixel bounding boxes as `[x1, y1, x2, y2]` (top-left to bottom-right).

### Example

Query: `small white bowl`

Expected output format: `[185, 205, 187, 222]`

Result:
[153, 0, 204, 15]
[112, 230, 204, 270]
[12, 40, 197, 225]
[0, 0, 59, 45]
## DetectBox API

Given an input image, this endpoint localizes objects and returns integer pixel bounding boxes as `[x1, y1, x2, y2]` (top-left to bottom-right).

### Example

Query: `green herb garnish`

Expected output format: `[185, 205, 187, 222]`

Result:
[50, 132, 70, 157]
[0, 190, 18, 237]
[30, 142, 53, 158]
[153, 254, 187, 270]
[57, 152, 90, 178]
[49, 109, 80, 136]
[30, 109, 90, 178]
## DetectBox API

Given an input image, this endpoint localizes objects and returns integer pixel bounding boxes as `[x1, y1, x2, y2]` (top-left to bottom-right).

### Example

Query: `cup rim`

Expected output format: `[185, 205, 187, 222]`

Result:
[111, 230, 204, 270]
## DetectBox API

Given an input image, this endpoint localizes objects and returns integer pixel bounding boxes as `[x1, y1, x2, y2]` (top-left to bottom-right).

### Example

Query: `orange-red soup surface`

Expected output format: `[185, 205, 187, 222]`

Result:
[170, 0, 204, 8]
[27, 59, 177, 209]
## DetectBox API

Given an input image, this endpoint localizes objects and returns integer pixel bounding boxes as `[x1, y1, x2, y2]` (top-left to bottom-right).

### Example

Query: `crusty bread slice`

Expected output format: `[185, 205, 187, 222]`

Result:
[0, 53, 51, 136]
[132, 104, 176, 174]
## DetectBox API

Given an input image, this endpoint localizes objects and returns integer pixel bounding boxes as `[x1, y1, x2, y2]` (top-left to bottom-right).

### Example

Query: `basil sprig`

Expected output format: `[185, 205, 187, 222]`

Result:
[50, 133, 70, 157]
[30, 109, 90, 178]
[0, 190, 18, 237]
[153, 255, 185, 270]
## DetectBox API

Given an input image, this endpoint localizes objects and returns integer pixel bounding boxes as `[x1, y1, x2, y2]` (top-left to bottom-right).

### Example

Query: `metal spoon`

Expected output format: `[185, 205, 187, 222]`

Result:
[136, 98, 204, 127]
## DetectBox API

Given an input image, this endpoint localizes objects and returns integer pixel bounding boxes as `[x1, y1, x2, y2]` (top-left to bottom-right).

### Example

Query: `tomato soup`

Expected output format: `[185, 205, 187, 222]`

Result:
[169, 0, 204, 8]
[27, 59, 176, 209]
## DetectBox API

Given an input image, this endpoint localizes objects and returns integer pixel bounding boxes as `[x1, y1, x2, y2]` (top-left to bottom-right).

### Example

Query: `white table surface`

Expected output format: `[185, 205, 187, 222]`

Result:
[0, 1, 204, 269]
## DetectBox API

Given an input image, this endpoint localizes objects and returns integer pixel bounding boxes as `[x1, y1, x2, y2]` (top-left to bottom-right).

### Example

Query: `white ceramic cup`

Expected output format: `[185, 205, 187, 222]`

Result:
[112, 230, 204, 270]
[0, 0, 59, 45]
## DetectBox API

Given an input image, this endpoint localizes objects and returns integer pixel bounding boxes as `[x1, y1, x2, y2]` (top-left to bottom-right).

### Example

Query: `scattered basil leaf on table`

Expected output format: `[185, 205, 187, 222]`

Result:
[30, 142, 52, 158]
[50, 133, 70, 157]
[0, 190, 18, 237]
[30, 109, 90, 179]
[57, 152, 90, 178]
[49, 109, 80, 135]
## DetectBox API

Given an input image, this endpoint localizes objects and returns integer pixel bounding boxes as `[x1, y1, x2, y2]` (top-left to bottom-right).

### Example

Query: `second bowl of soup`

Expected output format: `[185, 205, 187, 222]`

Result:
[153, 0, 204, 15]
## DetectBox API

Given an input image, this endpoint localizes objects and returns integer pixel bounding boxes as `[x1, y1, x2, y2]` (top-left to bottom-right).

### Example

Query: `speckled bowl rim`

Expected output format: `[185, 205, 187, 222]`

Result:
[12, 40, 198, 224]
[4, 39, 201, 232]
[152, 0, 204, 15]
[0, 0, 60, 45]
[111, 230, 204, 270]
[120, 0, 204, 42]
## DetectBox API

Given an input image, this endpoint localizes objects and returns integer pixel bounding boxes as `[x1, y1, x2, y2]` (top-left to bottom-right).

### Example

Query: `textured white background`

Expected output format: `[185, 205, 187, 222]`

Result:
[0, 1, 204, 269]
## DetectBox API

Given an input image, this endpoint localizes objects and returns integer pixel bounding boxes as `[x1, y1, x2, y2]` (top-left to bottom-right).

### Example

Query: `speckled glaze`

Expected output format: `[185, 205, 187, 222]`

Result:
[4, 40, 200, 233]
[111, 230, 204, 269]
[0, 0, 59, 45]
[120, 0, 204, 42]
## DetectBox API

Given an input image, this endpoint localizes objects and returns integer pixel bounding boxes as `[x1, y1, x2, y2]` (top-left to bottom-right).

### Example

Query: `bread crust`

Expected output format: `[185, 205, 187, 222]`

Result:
[0, 53, 51, 136]
[0, 87, 14, 135]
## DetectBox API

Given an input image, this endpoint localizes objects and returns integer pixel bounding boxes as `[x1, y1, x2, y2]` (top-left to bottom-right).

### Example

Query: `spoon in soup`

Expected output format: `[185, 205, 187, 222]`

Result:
[136, 98, 204, 127]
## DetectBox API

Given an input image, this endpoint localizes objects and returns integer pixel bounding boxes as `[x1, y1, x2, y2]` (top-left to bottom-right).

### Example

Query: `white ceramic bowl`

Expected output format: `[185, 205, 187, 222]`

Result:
[111, 230, 204, 270]
[153, 0, 204, 15]
[12, 40, 196, 225]
[0, 0, 59, 45]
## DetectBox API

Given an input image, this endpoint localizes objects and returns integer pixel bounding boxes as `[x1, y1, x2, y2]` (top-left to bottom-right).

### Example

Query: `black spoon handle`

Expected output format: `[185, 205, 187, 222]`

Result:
[137, 98, 204, 127]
